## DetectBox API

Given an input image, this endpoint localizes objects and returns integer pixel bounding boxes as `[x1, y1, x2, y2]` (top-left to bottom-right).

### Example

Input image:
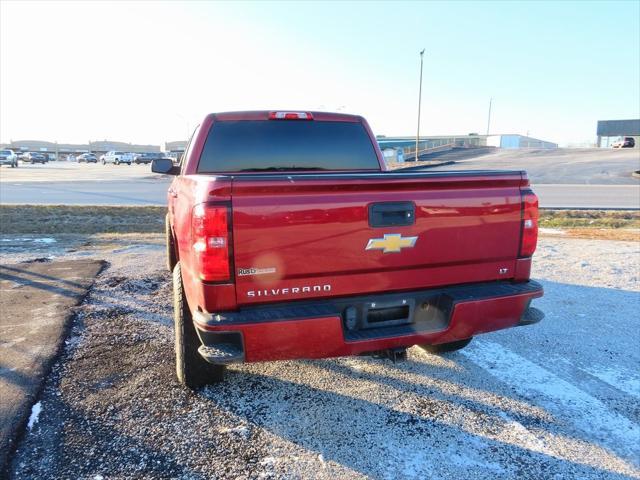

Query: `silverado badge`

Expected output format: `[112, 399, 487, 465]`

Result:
[365, 234, 418, 253]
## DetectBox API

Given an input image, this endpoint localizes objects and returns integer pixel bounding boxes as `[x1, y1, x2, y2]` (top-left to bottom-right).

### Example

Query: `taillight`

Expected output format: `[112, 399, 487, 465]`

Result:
[268, 111, 313, 120]
[192, 203, 230, 282]
[520, 190, 539, 257]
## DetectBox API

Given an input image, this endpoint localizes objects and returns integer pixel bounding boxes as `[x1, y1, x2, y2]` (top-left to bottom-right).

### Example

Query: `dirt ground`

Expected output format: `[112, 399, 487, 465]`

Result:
[0, 233, 638, 479]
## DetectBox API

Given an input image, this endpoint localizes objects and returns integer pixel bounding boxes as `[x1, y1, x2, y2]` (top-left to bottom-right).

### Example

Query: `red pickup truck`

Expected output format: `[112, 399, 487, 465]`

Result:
[152, 111, 543, 388]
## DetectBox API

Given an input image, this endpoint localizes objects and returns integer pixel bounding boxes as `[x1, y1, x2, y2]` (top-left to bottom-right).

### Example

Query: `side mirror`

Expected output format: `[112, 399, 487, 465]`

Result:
[151, 158, 180, 175]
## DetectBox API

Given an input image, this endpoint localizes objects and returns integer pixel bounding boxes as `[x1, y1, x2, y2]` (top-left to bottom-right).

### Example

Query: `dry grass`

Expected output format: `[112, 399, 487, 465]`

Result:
[540, 210, 640, 229]
[538, 210, 639, 241]
[1, 205, 638, 241]
[0, 205, 165, 234]
[539, 228, 640, 242]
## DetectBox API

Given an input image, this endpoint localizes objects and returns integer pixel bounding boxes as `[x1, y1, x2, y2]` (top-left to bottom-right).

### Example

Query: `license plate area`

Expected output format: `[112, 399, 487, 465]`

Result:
[342, 294, 453, 341]
[362, 299, 415, 329]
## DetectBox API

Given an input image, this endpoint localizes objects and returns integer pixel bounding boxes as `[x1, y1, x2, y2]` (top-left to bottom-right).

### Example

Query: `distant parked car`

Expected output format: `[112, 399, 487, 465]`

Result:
[21, 152, 47, 164]
[102, 151, 133, 165]
[612, 137, 635, 148]
[166, 151, 183, 163]
[0, 149, 18, 168]
[78, 153, 97, 163]
[133, 152, 166, 164]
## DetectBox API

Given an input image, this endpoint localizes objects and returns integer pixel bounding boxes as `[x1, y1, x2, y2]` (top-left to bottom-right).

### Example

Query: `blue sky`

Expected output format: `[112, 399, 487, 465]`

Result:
[1, 0, 638, 146]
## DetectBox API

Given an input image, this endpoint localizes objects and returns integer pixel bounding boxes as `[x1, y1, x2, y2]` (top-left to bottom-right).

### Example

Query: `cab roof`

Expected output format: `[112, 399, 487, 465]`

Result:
[207, 111, 364, 123]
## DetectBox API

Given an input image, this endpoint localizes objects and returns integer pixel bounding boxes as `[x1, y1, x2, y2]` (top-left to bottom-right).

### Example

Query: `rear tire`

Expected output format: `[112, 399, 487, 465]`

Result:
[173, 263, 225, 388]
[419, 337, 472, 354]
[166, 215, 178, 272]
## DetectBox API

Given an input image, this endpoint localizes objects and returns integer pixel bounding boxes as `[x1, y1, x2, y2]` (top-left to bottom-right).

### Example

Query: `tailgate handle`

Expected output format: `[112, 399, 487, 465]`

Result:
[368, 202, 415, 227]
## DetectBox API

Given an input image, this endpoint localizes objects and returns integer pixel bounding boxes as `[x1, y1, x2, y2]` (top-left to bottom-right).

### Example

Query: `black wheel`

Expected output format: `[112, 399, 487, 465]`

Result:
[173, 263, 225, 388]
[419, 338, 472, 354]
[115, 160, 119, 165]
[166, 214, 178, 272]
[10, 162, 15, 168]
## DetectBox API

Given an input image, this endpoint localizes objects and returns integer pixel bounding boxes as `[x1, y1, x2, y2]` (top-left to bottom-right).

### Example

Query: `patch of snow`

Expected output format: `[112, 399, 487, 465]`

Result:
[1, 237, 56, 243]
[220, 425, 250, 438]
[585, 366, 640, 398]
[463, 340, 640, 458]
[27, 402, 42, 430]
[259, 456, 277, 466]
[33, 238, 56, 244]
[538, 228, 566, 235]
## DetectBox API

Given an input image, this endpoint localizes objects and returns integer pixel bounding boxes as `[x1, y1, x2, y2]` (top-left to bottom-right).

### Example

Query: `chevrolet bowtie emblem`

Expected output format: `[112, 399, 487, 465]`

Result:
[365, 234, 418, 253]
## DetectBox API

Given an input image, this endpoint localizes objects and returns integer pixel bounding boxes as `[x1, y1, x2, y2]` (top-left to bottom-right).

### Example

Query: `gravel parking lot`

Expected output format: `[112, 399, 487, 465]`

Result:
[0, 233, 638, 479]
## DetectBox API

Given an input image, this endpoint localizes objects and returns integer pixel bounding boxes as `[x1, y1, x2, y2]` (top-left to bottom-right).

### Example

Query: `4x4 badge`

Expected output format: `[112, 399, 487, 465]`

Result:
[365, 234, 418, 254]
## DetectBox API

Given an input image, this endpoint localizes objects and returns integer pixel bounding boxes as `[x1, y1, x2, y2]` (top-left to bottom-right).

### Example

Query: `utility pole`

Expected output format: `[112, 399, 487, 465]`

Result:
[415, 48, 425, 161]
[486, 97, 492, 136]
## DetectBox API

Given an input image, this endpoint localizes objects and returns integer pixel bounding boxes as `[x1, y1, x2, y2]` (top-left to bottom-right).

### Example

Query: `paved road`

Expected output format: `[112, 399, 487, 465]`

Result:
[1, 178, 638, 209]
[432, 148, 640, 185]
[0, 259, 104, 473]
[0, 179, 171, 206]
[532, 184, 640, 209]
[0, 161, 638, 208]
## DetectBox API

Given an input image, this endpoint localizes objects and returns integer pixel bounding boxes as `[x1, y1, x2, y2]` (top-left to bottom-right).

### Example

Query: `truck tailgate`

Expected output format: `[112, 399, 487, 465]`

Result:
[230, 171, 526, 306]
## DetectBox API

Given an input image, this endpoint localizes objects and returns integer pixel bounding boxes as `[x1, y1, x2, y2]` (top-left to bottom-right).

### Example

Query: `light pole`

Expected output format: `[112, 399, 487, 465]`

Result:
[415, 48, 425, 161]
[486, 97, 492, 136]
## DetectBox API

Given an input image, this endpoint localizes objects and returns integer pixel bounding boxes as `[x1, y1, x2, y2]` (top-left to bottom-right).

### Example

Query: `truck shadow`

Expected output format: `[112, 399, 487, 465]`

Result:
[202, 279, 639, 478]
[205, 367, 636, 479]
[0, 264, 86, 289]
[0, 267, 84, 299]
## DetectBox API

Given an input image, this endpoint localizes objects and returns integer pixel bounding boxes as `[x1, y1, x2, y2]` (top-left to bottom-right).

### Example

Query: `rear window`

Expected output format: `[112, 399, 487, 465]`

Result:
[197, 120, 380, 172]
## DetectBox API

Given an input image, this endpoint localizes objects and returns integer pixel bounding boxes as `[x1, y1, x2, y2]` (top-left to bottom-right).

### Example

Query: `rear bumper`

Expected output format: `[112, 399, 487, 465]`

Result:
[193, 280, 544, 364]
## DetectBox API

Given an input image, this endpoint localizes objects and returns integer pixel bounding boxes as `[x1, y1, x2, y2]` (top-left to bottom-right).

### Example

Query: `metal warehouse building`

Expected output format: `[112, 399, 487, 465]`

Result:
[0, 140, 161, 158]
[596, 119, 640, 148]
[378, 134, 556, 150]
[485, 134, 557, 149]
[378, 133, 557, 161]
